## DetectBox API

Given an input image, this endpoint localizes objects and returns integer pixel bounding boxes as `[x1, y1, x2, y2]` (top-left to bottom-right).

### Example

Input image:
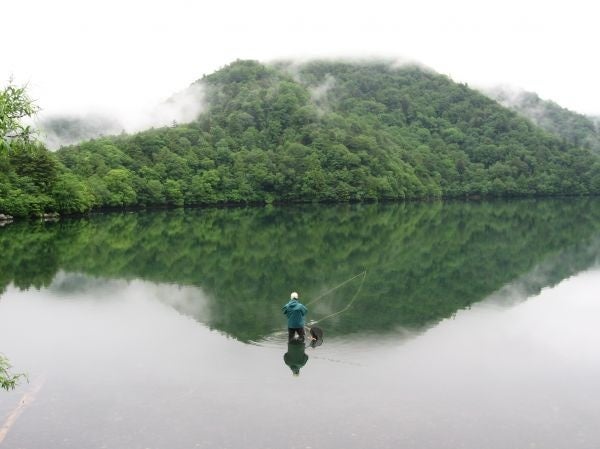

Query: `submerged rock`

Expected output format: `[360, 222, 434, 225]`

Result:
[41, 212, 60, 222]
[0, 213, 14, 222]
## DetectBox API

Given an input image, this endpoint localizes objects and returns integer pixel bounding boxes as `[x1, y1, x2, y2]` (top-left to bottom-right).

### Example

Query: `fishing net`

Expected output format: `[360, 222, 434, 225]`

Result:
[308, 326, 324, 347]
[309, 326, 323, 340]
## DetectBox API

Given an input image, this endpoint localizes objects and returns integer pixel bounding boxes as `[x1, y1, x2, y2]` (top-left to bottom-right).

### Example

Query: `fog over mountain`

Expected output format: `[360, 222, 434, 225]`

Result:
[486, 86, 600, 154]
[36, 84, 205, 150]
[36, 114, 124, 150]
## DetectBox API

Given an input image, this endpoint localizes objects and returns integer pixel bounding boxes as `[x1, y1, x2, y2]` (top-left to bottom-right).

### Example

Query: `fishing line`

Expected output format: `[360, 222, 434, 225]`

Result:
[263, 272, 364, 337]
[305, 270, 367, 307]
[310, 270, 367, 325]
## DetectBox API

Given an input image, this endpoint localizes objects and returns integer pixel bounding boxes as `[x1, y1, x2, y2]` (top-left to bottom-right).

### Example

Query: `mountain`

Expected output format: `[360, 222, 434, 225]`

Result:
[3, 60, 600, 217]
[487, 87, 600, 154]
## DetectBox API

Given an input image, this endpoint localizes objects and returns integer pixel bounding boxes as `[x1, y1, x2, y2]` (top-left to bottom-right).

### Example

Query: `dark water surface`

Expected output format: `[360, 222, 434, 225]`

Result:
[1, 199, 600, 448]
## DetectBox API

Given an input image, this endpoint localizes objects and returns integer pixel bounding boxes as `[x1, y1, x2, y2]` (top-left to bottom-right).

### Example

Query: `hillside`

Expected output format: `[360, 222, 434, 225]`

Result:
[3, 60, 600, 217]
[488, 87, 600, 154]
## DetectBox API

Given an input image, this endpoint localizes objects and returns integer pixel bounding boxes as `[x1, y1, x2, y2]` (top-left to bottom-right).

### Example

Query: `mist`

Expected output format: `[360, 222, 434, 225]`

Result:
[35, 82, 205, 150]
[486, 86, 560, 120]
[35, 114, 124, 150]
[483, 85, 600, 153]
[27, 58, 599, 152]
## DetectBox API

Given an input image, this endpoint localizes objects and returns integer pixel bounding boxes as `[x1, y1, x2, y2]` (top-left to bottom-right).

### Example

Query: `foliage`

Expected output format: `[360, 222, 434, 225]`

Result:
[0, 83, 95, 217]
[0, 354, 26, 391]
[0, 82, 38, 149]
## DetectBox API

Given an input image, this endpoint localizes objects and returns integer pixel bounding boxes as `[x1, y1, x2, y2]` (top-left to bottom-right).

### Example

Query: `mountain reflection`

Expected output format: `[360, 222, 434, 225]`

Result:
[2, 199, 600, 342]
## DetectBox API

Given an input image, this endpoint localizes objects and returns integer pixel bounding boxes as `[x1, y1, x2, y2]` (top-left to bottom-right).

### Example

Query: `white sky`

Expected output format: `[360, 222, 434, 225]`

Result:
[3, 0, 599, 124]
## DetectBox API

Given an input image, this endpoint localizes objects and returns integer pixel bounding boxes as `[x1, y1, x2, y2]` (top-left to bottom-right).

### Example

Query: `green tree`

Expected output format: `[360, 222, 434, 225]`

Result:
[0, 82, 38, 150]
[0, 82, 96, 217]
[52, 173, 94, 213]
[164, 179, 184, 206]
[104, 168, 137, 206]
[9, 140, 59, 189]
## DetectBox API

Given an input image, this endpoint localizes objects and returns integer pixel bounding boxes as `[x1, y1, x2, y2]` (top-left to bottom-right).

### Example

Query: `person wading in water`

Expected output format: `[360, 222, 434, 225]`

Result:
[282, 292, 307, 342]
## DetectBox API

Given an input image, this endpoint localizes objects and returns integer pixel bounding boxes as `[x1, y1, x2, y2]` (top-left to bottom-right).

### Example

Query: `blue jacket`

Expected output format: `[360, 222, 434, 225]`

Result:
[282, 299, 307, 328]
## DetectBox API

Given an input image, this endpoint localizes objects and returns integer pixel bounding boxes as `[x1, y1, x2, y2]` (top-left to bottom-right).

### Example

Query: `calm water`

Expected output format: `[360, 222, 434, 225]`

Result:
[1, 199, 600, 448]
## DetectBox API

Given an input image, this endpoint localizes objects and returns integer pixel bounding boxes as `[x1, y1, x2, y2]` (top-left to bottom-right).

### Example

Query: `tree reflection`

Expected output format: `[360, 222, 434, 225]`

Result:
[2, 199, 600, 342]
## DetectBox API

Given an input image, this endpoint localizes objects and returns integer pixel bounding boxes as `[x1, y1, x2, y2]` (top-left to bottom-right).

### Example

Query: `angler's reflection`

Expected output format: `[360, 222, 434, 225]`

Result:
[283, 326, 324, 376]
[284, 341, 308, 376]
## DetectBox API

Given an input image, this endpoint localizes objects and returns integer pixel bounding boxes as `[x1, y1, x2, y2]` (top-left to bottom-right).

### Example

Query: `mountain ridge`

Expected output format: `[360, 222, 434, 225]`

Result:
[3, 59, 600, 217]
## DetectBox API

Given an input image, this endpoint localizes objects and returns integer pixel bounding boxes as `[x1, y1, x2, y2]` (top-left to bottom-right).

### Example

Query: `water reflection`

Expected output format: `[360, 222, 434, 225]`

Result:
[1, 268, 599, 449]
[1, 199, 600, 342]
[283, 341, 309, 376]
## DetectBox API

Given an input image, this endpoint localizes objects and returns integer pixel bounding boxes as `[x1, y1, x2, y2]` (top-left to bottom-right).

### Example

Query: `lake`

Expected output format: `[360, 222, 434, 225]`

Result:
[1, 199, 600, 448]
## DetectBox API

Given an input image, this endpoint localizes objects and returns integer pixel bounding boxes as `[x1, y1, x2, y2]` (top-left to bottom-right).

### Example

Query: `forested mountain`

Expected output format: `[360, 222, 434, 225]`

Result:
[488, 87, 600, 154]
[3, 60, 600, 217]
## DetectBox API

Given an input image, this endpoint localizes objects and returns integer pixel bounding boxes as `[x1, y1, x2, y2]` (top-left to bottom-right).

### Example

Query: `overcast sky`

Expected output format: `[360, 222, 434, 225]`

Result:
[3, 0, 599, 127]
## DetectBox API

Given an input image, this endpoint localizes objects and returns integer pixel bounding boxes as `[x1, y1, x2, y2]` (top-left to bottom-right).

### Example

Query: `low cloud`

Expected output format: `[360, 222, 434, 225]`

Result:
[36, 113, 124, 150]
[141, 82, 205, 130]
[309, 74, 336, 115]
[36, 82, 206, 150]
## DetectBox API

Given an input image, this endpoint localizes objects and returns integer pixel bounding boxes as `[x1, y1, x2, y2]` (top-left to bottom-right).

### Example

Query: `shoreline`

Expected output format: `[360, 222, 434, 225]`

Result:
[0, 193, 593, 224]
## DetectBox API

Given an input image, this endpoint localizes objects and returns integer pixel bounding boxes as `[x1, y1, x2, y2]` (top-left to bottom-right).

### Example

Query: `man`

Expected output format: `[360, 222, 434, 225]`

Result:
[282, 291, 308, 342]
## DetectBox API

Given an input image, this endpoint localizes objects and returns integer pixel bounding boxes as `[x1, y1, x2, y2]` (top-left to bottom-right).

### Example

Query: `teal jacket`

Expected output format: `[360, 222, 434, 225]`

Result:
[282, 299, 307, 328]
